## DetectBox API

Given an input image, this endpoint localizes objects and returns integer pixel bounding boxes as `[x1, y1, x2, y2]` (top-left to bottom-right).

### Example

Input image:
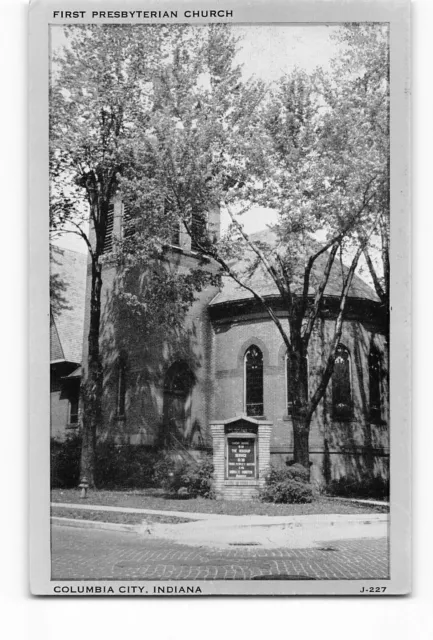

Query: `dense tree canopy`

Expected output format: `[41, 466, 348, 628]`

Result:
[143, 24, 390, 468]
[50, 23, 389, 477]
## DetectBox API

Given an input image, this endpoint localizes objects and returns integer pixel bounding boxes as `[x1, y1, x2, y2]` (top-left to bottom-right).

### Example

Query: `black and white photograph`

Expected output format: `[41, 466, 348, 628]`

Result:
[28, 0, 410, 596]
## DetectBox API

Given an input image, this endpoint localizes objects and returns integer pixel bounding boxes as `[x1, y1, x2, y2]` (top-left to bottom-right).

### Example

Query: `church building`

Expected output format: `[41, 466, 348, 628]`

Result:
[79, 201, 389, 490]
[50, 246, 87, 440]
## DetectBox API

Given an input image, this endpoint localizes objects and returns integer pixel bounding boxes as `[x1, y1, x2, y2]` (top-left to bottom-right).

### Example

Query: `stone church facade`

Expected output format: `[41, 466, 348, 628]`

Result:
[80, 202, 389, 489]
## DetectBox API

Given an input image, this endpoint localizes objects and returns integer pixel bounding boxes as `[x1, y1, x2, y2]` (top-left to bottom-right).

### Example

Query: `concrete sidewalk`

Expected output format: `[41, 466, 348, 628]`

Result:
[137, 513, 388, 549]
[52, 501, 387, 525]
[52, 502, 388, 549]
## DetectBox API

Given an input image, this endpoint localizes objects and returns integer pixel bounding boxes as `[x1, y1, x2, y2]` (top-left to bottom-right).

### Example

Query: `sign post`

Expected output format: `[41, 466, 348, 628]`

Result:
[210, 416, 272, 500]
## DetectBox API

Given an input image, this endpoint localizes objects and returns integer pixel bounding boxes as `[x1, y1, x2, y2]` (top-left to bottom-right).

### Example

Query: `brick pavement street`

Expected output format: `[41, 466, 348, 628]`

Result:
[51, 524, 389, 581]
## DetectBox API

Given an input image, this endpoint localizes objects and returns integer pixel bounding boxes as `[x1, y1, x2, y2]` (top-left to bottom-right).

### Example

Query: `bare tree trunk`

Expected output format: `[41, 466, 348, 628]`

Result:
[288, 336, 311, 471]
[80, 261, 103, 488]
[292, 420, 310, 470]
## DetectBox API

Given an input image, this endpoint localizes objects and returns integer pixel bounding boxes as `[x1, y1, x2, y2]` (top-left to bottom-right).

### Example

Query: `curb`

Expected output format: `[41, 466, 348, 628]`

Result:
[52, 502, 212, 521]
[51, 502, 388, 524]
[326, 496, 389, 507]
[161, 514, 389, 528]
[51, 516, 139, 533]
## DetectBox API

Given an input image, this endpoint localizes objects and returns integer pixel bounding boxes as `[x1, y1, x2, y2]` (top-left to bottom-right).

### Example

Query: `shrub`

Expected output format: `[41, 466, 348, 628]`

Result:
[326, 475, 389, 500]
[50, 434, 82, 488]
[95, 441, 162, 489]
[50, 436, 214, 493]
[260, 464, 313, 504]
[154, 454, 214, 499]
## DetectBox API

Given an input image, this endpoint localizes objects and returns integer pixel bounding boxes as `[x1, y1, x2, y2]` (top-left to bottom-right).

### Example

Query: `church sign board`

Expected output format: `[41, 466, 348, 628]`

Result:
[227, 437, 257, 479]
[210, 417, 271, 500]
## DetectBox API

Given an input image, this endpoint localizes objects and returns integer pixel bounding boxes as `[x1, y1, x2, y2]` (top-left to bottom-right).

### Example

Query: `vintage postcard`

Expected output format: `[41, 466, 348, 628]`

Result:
[29, 0, 411, 595]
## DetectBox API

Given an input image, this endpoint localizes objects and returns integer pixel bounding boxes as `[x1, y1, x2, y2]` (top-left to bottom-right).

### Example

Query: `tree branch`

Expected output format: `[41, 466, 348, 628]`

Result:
[306, 219, 379, 422]
[224, 200, 291, 307]
[180, 214, 292, 352]
[300, 174, 384, 324]
[363, 246, 385, 304]
[66, 219, 95, 262]
[302, 241, 339, 345]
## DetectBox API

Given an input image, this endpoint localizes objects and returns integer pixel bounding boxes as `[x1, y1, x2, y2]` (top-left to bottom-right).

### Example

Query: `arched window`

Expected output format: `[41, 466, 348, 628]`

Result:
[163, 361, 194, 443]
[245, 345, 264, 417]
[369, 347, 382, 423]
[332, 344, 352, 420]
[117, 358, 127, 418]
[286, 352, 309, 416]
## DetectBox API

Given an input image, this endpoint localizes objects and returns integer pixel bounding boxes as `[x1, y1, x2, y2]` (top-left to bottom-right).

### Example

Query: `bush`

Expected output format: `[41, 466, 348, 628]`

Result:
[154, 454, 214, 499]
[260, 464, 313, 504]
[50, 436, 214, 494]
[95, 441, 162, 489]
[326, 475, 389, 500]
[51, 434, 82, 488]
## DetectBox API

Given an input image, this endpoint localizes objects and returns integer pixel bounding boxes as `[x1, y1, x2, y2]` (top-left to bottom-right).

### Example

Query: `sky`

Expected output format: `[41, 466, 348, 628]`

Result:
[51, 24, 342, 254]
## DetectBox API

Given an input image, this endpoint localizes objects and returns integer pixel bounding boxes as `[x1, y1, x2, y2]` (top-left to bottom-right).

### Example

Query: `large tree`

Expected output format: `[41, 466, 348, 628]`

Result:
[140, 25, 389, 470]
[329, 24, 390, 313]
[50, 24, 235, 485]
[51, 23, 389, 478]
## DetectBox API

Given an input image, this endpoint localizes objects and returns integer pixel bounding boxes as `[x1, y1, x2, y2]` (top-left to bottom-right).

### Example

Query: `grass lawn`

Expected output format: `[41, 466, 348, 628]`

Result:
[51, 488, 388, 516]
[51, 506, 192, 525]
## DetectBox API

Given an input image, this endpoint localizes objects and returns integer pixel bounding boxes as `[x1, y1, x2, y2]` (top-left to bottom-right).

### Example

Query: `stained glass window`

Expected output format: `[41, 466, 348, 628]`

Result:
[332, 344, 352, 420]
[369, 347, 382, 423]
[245, 345, 264, 417]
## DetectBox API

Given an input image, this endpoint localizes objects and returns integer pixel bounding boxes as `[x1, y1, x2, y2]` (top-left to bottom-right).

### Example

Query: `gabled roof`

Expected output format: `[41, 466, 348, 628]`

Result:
[50, 315, 65, 361]
[210, 229, 378, 307]
[215, 415, 272, 426]
[50, 246, 87, 364]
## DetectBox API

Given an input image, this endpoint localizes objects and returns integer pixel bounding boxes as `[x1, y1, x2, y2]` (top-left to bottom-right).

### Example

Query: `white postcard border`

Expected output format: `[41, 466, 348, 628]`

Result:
[29, 0, 411, 596]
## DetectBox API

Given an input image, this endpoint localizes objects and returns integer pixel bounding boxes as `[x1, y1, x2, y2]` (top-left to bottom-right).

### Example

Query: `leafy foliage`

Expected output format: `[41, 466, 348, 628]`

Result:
[50, 23, 389, 478]
[171, 24, 390, 469]
[50, 247, 71, 319]
[326, 475, 389, 500]
[94, 441, 165, 489]
[260, 464, 313, 504]
[51, 436, 165, 489]
[51, 435, 82, 488]
[50, 25, 244, 484]
[153, 454, 214, 499]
